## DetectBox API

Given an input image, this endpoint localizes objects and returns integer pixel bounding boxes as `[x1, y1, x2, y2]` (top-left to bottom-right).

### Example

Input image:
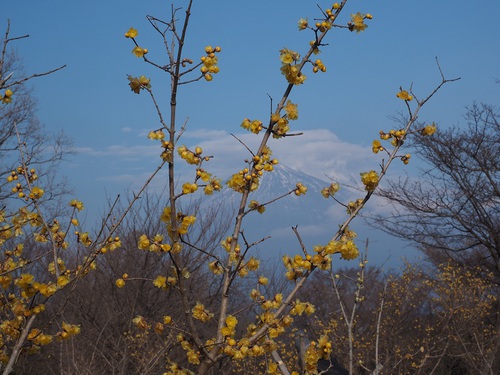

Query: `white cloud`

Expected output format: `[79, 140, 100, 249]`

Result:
[74, 144, 157, 158]
[194, 128, 374, 182]
[73, 128, 379, 188]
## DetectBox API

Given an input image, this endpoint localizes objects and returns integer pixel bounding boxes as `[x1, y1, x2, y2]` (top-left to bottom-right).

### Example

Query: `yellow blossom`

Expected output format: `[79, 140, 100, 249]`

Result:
[153, 275, 167, 289]
[226, 315, 238, 329]
[132, 46, 148, 57]
[360, 170, 379, 191]
[124, 27, 138, 38]
[298, 18, 308, 30]
[372, 139, 383, 154]
[57, 275, 70, 288]
[1, 89, 13, 104]
[192, 302, 213, 322]
[115, 278, 125, 288]
[69, 199, 84, 211]
[28, 186, 44, 199]
[350, 12, 368, 33]
[294, 183, 307, 196]
[284, 100, 298, 120]
[396, 90, 413, 101]
[137, 234, 150, 250]
[422, 123, 437, 135]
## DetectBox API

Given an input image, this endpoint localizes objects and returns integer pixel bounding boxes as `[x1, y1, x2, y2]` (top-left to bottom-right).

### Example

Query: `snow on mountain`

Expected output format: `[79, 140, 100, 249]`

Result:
[201, 163, 418, 266]
[201, 164, 347, 257]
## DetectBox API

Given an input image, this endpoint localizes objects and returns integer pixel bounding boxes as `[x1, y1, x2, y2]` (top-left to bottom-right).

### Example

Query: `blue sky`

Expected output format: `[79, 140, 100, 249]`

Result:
[2, 1, 500, 265]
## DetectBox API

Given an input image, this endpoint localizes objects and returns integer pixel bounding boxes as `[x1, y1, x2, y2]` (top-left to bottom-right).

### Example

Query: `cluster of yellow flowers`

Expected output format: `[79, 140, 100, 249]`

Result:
[268, 100, 299, 138]
[0, 89, 13, 104]
[349, 12, 372, 33]
[315, 20, 333, 33]
[283, 254, 313, 280]
[208, 260, 224, 275]
[237, 256, 260, 277]
[160, 140, 174, 162]
[128, 75, 151, 94]
[294, 182, 308, 196]
[57, 322, 81, 340]
[249, 200, 266, 214]
[321, 182, 340, 199]
[371, 139, 384, 154]
[137, 234, 172, 253]
[100, 236, 122, 253]
[290, 299, 316, 316]
[28, 329, 53, 346]
[400, 153, 411, 165]
[75, 230, 92, 247]
[360, 170, 379, 191]
[182, 182, 198, 195]
[379, 128, 407, 147]
[227, 146, 279, 193]
[69, 199, 84, 211]
[35, 219, 67, 249]
[202, 176, 222, 195]
[312, 59, 326, 73]
[241, 118, 263, 134]
[220, 236, 241, 264]
[178, 145, 204, 165]
[179, 334, 202, 365]
[200, 45, 221, 81]
[303, 335, 333, 373]
[279, 48, 305, 85]
[312, 228, 359, 261]
[148, 130, 165, 140]
[192, 302, 213, 323]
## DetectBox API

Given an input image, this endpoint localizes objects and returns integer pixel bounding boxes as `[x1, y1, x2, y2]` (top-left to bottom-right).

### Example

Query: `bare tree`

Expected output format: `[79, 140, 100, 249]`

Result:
[372, 102, 500, 282]
[0, 20, 70, 208]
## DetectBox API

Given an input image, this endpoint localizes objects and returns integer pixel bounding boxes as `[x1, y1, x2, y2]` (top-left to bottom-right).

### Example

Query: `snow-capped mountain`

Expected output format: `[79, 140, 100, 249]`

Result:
[202, 163, 418, 266]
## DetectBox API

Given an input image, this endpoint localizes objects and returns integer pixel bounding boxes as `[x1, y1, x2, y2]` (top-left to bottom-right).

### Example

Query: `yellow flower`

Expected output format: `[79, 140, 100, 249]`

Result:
[137, 234, 150, 250]
[396, 90, 413, 101]
[28, 186, 44, 199]
[360, 170, 379, 191]
[182, 182, 198, 195]
[127, 75, 151, 94]
[226, 315, 238, 329]
[124, 27, 138, 38]
[372, 139, 383, 154]
[209, 261, 224, 275]
[69, 199, 84, 211]
[153, 275, 167, 289]
[298, 18, 308, 30]
[61, 322, 81, 338]
[192, 302, 213, 322]
[132, 46, 148, 57]
[279, 48, 299, 64]
[284, 100, 298, 120]
[294, 183, 308, 196]
[115, 278, 125, 288]
[422, 123, 437, 135]
[1, 89, 13, 104]
[258, 276, 269, 285]
[57, 275, 70, 288]
[350, 12, 368, 33]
